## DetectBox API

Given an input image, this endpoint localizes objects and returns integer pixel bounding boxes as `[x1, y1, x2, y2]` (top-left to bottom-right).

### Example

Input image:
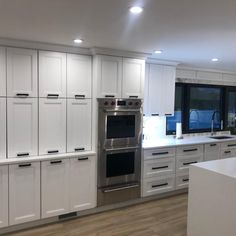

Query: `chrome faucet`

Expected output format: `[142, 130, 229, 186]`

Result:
[211, 110, 220, 136]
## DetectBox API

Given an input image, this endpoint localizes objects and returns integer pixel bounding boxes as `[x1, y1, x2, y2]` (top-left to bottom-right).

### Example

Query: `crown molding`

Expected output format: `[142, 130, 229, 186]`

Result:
[146, 58, 180, 66]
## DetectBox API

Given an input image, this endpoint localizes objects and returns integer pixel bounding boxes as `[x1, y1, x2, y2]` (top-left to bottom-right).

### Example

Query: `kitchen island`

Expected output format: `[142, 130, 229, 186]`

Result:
[187, 157, 236, 236]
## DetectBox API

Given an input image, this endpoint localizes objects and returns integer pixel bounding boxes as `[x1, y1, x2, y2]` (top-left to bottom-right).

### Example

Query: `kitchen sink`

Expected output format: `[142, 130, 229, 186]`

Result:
[209, 136, 234, 140]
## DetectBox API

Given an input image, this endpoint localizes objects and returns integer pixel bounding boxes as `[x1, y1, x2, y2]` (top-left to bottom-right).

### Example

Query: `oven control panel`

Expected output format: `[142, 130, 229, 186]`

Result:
[98, 98, 142, 109]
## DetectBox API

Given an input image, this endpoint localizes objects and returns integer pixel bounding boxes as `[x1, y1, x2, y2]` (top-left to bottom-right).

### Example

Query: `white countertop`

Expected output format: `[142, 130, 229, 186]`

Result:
[0, 151, 96, 165]
[142, 135, 236, 149]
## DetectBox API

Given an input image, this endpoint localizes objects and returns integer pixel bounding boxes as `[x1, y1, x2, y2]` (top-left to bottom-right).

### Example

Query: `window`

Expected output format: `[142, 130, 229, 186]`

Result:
[166, 84, 184, 134]
[226, 89, 236, 134]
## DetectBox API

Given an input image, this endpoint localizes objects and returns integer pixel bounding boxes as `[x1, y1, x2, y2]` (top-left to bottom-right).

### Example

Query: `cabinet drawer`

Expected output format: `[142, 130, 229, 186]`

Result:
[143, 147, 175, 160]
[143, 157, 175, 178]
[176, 172, 189, 190]
[204, 151, 220, 161]
[142, 174, 175, 197]
[176, 145, 203, 157]
[204, 143, 220, 153]
[221, 149, 236, 159]
[221, 141, 236, 149]
[176, 155, 203, 173]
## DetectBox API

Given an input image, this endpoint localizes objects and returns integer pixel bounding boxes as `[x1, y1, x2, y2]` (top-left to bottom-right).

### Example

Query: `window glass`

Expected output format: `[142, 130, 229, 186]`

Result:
[227, 91, 236, 134]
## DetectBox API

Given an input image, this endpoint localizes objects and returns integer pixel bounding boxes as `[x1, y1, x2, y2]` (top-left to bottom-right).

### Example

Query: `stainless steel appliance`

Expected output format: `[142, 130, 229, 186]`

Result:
[97, 98, 142, 206]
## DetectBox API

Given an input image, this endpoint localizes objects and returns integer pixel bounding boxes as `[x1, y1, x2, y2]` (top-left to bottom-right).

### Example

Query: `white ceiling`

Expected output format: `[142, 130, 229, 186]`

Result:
[1, 0, 236, 71]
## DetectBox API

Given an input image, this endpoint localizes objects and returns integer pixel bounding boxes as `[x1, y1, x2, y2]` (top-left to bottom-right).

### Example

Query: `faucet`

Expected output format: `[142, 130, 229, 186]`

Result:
[211, 110, 220, 136]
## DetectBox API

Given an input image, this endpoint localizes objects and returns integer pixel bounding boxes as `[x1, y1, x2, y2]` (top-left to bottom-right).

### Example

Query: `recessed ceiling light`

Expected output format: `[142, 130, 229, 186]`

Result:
[211, 58, 219, 62]
[74, 39, 83, 44]
[129, 6, 143, 14]
[154, 50, 163, 54]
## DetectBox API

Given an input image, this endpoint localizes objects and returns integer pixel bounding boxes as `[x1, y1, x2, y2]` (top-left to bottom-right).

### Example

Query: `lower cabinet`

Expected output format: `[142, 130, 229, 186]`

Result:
[9, 162, 40, 225]
[175, 171, 189, 190]
[204, 143, 220, 161]
[0, 165, 8, 228]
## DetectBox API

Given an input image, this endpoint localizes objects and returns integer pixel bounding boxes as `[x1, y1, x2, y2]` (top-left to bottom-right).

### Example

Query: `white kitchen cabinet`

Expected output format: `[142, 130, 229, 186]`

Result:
[0, 165, 8, 228]
[67, 54, 92, 98]
[146, 64, 176, 116]
[0, 47, 6, 97]
[0, 98, 6, 159]
[95, 55, 122, 98]
[67, 99, 92, 153]
[204, 143, 220, 161]
[7, 98, 38, 158]
[122, 58, 145, 99]
[39, 51, 66, 98]
[70, 156, 96, 211]
[39, 98, 66, 155]
[41, 159, 70, 218]
[9, 162, 40, 225]
[7, 48, 37, 97]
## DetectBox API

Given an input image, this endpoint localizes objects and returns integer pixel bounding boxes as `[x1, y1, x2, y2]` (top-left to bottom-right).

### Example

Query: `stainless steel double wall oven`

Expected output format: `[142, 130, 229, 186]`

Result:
[97, 98, 142, 206]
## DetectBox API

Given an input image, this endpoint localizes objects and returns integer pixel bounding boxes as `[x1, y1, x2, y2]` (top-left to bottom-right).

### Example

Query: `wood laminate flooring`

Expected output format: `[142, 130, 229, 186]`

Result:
[7, 193, 188, 236]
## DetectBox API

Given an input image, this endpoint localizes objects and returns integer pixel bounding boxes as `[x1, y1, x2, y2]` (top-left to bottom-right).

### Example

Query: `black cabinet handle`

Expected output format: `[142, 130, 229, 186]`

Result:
[152, 183, 168, 188]
[210, 144, 217, 147]
[74, 148, 85, 152]
[78, 157, 89, 161]
[48, 150, 59, 154]
[182, 178, 189, 182]
[151, 113, 159, 116]
[152, 165, 168, 170]
[17, 153, 29, 157]
[105, 95, 115, 98]
[50, 160, 62, 164]
[16, 93, 29, 97]
[75, 95, 85, 99]
[165, 113, 172, 116]
[183, 161, 197, 166]
[183, 148, 198, 152]
[227, 144, 236, 147]
[129, 96, 138, 98]
[47, 94, 59, 98]
[152, 151, 169, 156]
[18, 163, 31, 168]
[224, 150, 231, 154]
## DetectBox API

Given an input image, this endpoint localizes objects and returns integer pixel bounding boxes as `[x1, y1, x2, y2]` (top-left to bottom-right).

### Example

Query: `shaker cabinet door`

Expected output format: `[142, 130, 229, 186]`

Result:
[0, 47, 6, 97]
[67, 54, 92, 98]
[0, 98, 6, 159]
[7, 48, 37, 97]
[67, 99, 92, 153]
[0, 165, 8, 228]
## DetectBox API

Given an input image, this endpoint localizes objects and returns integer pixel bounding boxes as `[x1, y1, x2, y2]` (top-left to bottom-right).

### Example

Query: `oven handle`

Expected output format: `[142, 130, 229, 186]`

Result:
[103, 109, 141, 113]
[103, 184, 139, 193]
[104, 146, 140, 152]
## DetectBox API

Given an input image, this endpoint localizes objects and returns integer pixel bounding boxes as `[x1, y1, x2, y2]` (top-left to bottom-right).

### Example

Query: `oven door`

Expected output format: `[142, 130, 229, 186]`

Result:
[99, 110, 142, 148]
[98, 146, 141, 188]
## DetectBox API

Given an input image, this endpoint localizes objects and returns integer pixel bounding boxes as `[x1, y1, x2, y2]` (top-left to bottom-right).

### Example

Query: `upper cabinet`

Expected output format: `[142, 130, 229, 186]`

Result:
[0, 98, 6, 159]
[95, 55, 122, 98]
[0, 47, 6, 97]
[95, 55, 145, 98]
[145, 63, 176, 116]
[39, 51, 66, 98]
[7, 48, 37, 98]
[122, 58, 145, 99]
[67, 54, 92, 98]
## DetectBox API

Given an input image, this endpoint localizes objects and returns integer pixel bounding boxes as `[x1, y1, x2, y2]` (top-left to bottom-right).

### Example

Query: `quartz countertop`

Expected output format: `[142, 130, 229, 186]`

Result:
[142, 135, 236, 149]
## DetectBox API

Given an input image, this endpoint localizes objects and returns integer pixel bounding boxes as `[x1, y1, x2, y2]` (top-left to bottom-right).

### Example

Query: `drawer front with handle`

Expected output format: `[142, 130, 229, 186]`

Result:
[220, 149, 236, 159]
[143, 147, 175, 160]
[143, 157, 175, 178]
[176, 155, 203, 173]
[176, 145, 203, 157]
[176, 172, 190, 190]
[221, 141, 236, 150]
[204, 143, 220, 153]
[142, 174, 175, 197]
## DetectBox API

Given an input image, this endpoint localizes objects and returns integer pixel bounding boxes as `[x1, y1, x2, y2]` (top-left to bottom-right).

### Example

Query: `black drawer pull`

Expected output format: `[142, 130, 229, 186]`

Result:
[210, 144, 217, 147]
[165, 113, 172, 116]
[152, 151, 169, 156]
[75, 95, 85, 99]
[129, 96, 138, 98]
[78, 157, 89, 161]
[48, 150, 59, 154]
[152, 166, 169, 170]
[16, 93, 29, 97]
[183, 161, 198, 166]
[74, 148, 85, 152]
[152, 183, 168, 188]
[183, 148, 198, 152]
[17, 153, 29, 157]
[224, 151, 231, 154]
[105, 95, 115, 98]
[182, 178, 189, 182]
[151, 113, 159, 116]
[18, 163, 31, 168]
[47, 94, 59, 98]
[50, 160, 62, 164]
[227, 144, 236, 147]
